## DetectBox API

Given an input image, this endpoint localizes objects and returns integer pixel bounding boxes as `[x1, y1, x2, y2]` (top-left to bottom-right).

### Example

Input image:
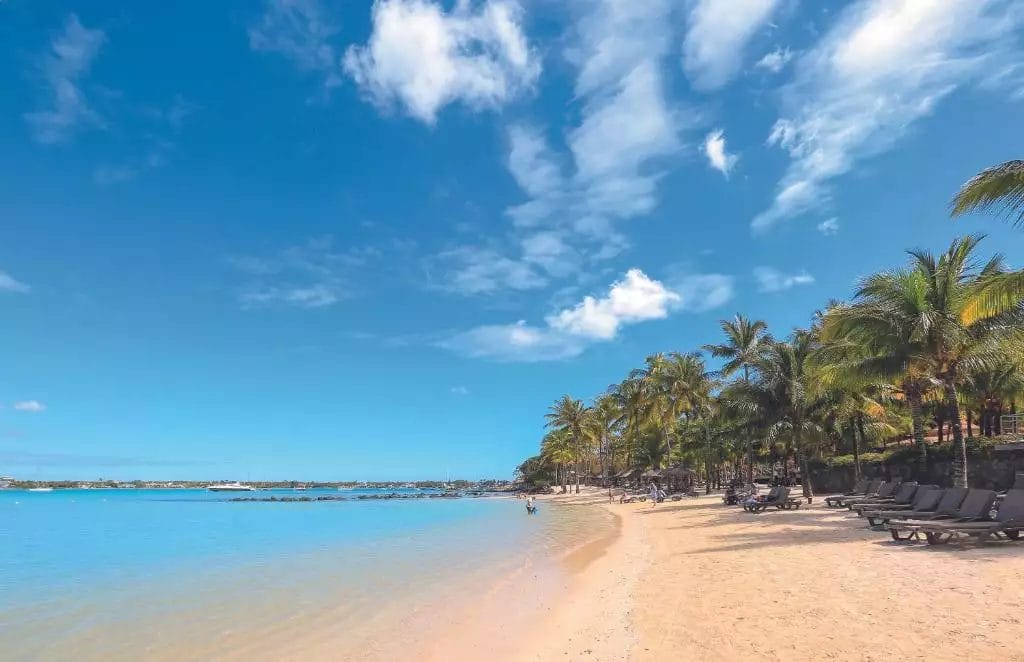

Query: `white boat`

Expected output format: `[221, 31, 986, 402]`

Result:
[28, 487, 54, 492]
[206, 482, 254, 492]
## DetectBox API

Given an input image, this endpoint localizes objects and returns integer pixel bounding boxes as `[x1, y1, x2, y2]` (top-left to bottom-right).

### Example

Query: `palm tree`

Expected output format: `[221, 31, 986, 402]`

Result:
[950, 161, 1024, 319]
[704, 315, 771, 482]
[641, 352, 714, 467]
[610, 376, 646, 470]
[545, 395, 587, 494]
[740, 331, 829, 499]
[539, 428, 573, 493]
[585, 394, 621, 492]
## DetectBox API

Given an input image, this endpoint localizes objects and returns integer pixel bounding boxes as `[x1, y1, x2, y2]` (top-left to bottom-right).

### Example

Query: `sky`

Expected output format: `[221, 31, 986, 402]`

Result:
[3, 0, 1024, 481]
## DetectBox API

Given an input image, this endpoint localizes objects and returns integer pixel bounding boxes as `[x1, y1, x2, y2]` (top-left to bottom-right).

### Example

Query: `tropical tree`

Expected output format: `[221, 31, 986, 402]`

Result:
[738, 331, 829, 499]
[704, 314, 771, 481]
[950, 161, 1024, 319]
[545, 395, 588, 494]
[585, 394, 621, 489]
[539, 428, 573, 493]
[641, 352, 714, 467]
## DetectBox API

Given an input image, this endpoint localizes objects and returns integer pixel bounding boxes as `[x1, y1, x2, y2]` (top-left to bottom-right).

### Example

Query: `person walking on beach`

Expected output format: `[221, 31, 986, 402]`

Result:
[649, 482, 659, 508]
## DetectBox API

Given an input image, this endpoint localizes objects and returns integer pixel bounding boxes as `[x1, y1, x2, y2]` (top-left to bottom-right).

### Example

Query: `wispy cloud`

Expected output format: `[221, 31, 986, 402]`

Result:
[682, 0, 781, 91]
[441, 0, 686, 294]
[753, 266, 814, 292]
[24, 14, 106, 144]
[450, 386, 470, 395]
[817, 217, 839, 236]
[703, 129, 738, 177]
[344, 0, 540, 123]
[231, 237, 380, 309]
[443, 268, 733, 361]
[755, 46, 794, 74]
[13, 401, 46, 413]
[249, 0, 344, 94]
[753, 0, 1024, 232]
[0, 271, 31, 294]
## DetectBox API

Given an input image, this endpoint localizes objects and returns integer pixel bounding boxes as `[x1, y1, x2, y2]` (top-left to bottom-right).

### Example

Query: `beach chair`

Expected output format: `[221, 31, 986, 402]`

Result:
[741, 486, 780, 512]
[852, 482, 918, 516]
[887, 489, 997, 541]
[842, 480, 901, 510]
[861, 486, 940, 526]
[872, 487, 968, 528]
[917, 489, 1024, 544]
[825, 479, 881, 508]
[746, 487, 802, 513]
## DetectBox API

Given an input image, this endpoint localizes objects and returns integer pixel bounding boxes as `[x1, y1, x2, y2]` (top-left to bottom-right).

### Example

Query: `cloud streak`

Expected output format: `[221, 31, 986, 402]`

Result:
[24, 14, 106, 144]
[0, 272, 31, 294]
[753, 0, 1024, 232]
[753, 267, 814, 292]
[682, 0, 781, 91]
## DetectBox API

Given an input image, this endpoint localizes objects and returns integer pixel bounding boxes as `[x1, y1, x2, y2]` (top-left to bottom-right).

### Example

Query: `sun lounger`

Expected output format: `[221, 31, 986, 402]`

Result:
[824, 478, 875, 508]
[887, 489, 997, 541]
[741, 486, 780, 511]
[745, 486, 803, 513]
[852, 482, 918, 516]
[843, 480, 901, 510]
[862, 486, 941, 526]
[917, 489, 1024, 545]
[873, 487, 968, 528]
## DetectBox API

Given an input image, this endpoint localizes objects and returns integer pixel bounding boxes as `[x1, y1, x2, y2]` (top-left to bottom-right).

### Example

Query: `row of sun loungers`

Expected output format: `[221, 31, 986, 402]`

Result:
[834, 477, 1024, 545]
[737, 473, 1024, 546]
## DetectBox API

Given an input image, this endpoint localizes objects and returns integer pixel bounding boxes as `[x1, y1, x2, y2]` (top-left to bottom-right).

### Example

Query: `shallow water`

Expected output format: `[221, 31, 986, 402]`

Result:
[0, 489, 612, 659]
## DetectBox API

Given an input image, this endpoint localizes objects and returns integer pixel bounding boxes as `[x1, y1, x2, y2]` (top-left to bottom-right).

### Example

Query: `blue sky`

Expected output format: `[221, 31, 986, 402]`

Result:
[3, 0, 1024, 480]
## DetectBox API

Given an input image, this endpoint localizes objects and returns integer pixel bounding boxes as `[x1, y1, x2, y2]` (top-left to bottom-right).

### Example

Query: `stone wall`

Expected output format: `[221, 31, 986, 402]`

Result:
[808, 441, 1024, 493]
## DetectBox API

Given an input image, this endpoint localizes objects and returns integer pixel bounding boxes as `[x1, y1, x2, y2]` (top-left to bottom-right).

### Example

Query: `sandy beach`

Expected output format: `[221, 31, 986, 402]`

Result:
[446, 488, 1024, 662]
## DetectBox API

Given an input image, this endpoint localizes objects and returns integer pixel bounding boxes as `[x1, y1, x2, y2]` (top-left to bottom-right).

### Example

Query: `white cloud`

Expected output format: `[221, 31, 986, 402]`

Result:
[343, 0, 540, 123]
[754, 266, 815, 292]
[682, 0, 781, 91]
[0, 272, 31, 294]
[755, 46, 793, 73]
[450, 385, 470, 395]
[547, 269, 679, 340]
[232, 237, 378, 308]
[13, 401, 46, 413]
[753, 0, 1024, 232]
[24, 14, 106, 144]
[817, 217, 839, 235]
[703, 129, 738, 177]
[249, 0, 344, 91]
[443, 268, 732, 361]
[431, 246, 546, 295]
[442, 0, 684, 295]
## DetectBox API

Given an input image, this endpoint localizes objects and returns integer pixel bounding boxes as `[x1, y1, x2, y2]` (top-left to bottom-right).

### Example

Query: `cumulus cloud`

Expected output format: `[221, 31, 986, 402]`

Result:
[755, 46, 793, 73]
[24, 14, 106, 144]
[817, 217, 839, 235]
[682, 0, 781, 91]
[443, 268, 733, 361]
[753, 0, 1024, 232]
[13, 401, 46, 413]
[0, 272, 31, 294]
[249, 0, 344, 92]
[703, 129, 738, 177]
[754, 267, 815, 292]
[344, 0, 540, 123]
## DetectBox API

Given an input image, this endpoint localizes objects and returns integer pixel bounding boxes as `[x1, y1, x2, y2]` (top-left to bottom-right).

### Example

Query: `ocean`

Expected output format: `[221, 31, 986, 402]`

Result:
[0, 488, 613, 660]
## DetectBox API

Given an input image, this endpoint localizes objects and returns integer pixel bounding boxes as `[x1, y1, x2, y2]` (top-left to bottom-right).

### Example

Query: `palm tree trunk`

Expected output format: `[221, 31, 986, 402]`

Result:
[943, 379, 968, 488]
[907, 388, 927, 463]
[795, 429, 813, 499]
[850, 418, 862, 482]
[966, 409, 973, 437]
[745, 426, 754, 484]
[573, 434, 580, 494]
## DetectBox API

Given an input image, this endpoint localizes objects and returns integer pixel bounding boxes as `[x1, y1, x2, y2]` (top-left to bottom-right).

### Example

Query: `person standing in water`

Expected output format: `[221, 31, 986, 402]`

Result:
[525, 496, 537, 514]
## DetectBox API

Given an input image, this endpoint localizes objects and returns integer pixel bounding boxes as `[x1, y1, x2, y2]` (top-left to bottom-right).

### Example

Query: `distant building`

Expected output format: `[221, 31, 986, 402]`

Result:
[0, 476, 14, 489]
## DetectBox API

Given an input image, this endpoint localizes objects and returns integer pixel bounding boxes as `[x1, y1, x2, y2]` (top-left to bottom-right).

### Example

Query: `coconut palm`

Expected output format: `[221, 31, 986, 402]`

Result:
[950, 161, 1024, 320]
[545, 395, 588, 494]
[539, 428, 573, 493]
[739, 331, 829, 499]
[609, 376, 647, 470]
[641, 352, 714, 467]
[704, 315, 771, 481]
[585, 394, 621, 486]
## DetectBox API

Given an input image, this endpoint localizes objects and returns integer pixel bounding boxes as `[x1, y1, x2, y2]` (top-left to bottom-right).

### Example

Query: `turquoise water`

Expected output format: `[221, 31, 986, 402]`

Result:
[0, 488, 609, 659]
